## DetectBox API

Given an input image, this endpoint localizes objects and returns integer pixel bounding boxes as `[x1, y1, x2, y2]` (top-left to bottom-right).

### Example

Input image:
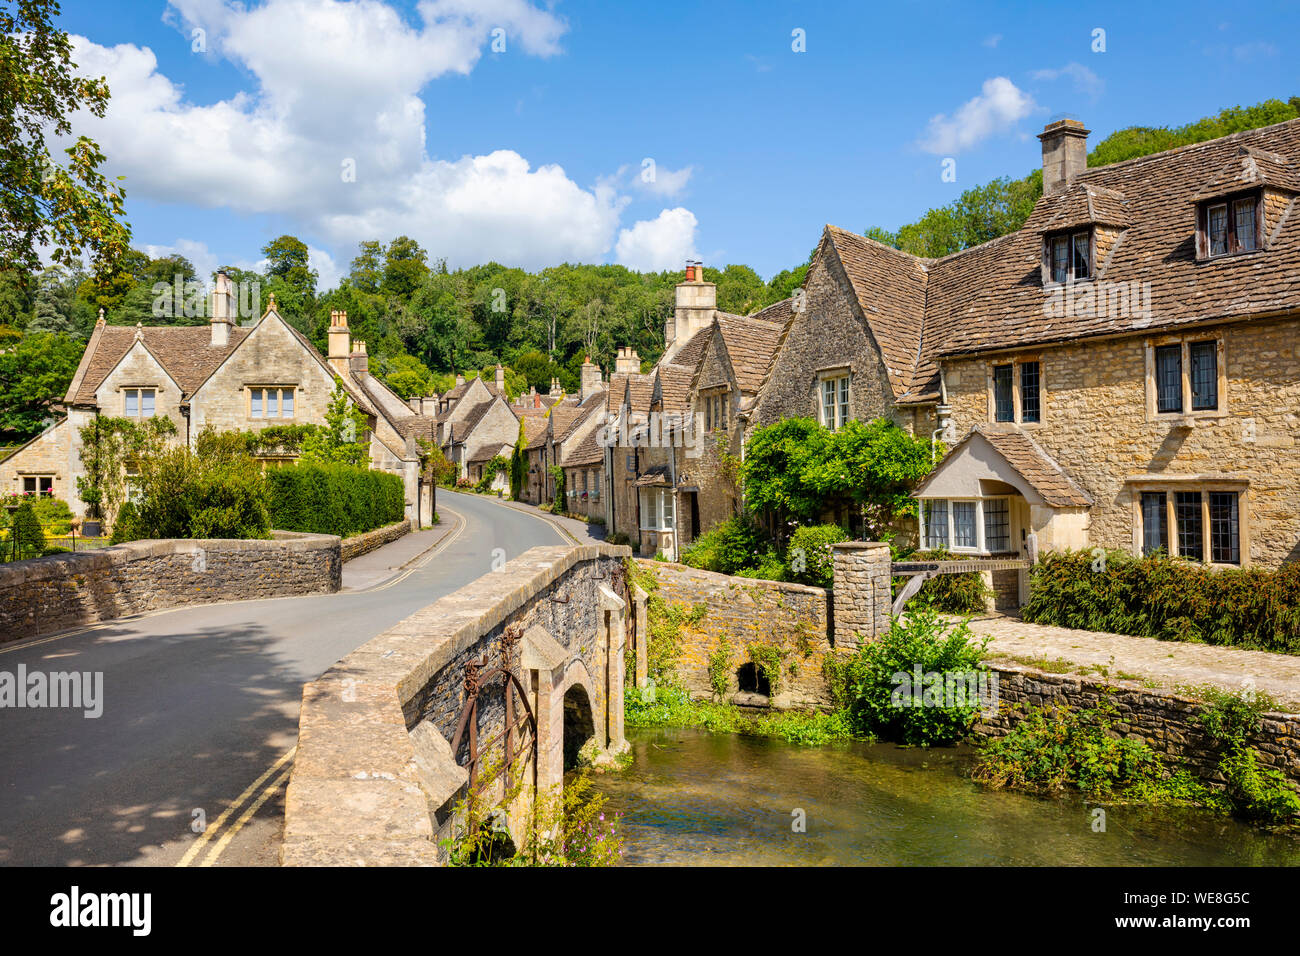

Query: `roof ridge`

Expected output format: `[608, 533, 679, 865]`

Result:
[1076, 116, 1300, 179]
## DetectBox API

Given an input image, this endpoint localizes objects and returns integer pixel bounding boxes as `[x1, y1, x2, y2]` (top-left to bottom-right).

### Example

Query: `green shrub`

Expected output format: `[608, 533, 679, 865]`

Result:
[267, 463, 404, 537]
[8, 502, 46, 558]
[1195, 687, 1300, 825]
[1023, 548, 1300, 653]
[1, 494, 76, 536]
[972, 698, 1205, 802]
[833, 603, 991, 745]
[909, 547, 992, 613]
[110, 500, 143, 544]
[131, 444, 271, 540]
[785, 523, 848, 587]
[681, 513, 774, 576]
[706, 637, 733, 700]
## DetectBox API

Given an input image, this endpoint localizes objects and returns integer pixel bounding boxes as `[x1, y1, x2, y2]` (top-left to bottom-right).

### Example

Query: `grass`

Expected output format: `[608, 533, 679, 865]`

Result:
[625, 682, 861, 746]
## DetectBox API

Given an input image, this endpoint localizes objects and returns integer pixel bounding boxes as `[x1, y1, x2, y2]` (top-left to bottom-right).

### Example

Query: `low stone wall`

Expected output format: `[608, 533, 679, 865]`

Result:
[339, 518, 412, 562]
[635, 560, 835, 710]
[282, 543, 632, 867]
[0, 531, 340, 643]
[980, 664, 1300, 786]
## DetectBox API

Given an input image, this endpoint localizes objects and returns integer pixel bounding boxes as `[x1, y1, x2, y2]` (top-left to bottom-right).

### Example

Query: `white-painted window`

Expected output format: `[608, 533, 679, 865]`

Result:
[639, 487, 675, 531]
[124, 388, 156, 418]
[920, 497, 1011, 554]
[250, 387, 296, 419]
[819, 374, 850, 430]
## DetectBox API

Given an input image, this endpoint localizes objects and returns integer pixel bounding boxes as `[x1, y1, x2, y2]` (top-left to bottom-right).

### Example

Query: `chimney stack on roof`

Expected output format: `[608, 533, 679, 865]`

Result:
[210, 270, 235, 347]
[580, 355, 602, 403]
[455, 373, 465, 386]
[349, 340, 369, 378]
[615, 347, 641, 374]
[664, 259, 714, 361]
[1039, 118, 1090, 196]
[328, 310, 350, 373]
[495, 363, 505, 392]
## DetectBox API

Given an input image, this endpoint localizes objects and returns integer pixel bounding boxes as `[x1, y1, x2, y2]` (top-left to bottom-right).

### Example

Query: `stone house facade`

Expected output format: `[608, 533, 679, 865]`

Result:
[1, 275, 436, 527]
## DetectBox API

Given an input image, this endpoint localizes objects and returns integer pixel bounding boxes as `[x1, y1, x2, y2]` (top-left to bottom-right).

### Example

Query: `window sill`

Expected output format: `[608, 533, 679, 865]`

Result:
[1197, 248, 1265, 264]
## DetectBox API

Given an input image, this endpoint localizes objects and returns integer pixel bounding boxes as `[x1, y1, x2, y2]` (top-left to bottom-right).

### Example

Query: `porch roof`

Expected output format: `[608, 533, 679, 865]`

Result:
[914, 424, 1093, 509]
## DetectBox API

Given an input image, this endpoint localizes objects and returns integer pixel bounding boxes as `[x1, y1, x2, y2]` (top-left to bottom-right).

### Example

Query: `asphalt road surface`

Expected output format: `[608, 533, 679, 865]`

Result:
[0, 491, 567, 867]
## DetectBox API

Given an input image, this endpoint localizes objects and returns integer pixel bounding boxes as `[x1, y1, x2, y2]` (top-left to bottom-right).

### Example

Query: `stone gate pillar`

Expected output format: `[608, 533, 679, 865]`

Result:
[598, 584, 627, 749]
[830, 542, 892, 648]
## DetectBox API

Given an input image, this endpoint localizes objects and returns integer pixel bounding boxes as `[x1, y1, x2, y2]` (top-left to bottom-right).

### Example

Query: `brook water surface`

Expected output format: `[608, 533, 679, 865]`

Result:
[589, 727, 1300, 866]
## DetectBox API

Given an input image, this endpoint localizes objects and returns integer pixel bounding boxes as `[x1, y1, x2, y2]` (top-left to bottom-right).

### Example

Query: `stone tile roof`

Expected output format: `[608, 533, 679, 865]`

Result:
[930, 118, 1300, 359]
[822, 225, 930, 402]
[1190, 145, 1300, 200]
[714, 307, 789, 393]
[467, 441, 514, 464]
[921, 423, 1093, 509]
[562, 428, 605, 467]
[556, 398, 604, 443]
[672, 323, 714, 370]
[65, 322, 251, 405]
[1036, 183, 1132, 231]
[655, 365, 694, 412]
[548, 405, 587, 443]
[393, 415, 437, 442]
[633, 465, 671, 487]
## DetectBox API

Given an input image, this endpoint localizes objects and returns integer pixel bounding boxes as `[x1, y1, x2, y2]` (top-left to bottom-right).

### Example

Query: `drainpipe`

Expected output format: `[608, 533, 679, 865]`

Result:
[932, 404, 953, 464]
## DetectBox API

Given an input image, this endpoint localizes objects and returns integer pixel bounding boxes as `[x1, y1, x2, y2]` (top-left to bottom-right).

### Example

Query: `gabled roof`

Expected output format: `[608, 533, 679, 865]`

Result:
[468, 441, 514, 464]
[521, 415, 549, 449]
[1190, 145, 1300, 201]
[654, 365, 694, 412]
[915, 423, 1093, 509]
[1037, 183, 1132, 231]
[561, 428, 605, 467]
[822, 225, 931, 402]
[64, 322, 250, 405]
[714, 307, 789, 393]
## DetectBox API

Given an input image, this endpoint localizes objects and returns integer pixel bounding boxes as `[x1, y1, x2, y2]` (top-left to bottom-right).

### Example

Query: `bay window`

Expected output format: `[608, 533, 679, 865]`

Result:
[639, 487, 675, 532]
[920, 497, 1014, 554]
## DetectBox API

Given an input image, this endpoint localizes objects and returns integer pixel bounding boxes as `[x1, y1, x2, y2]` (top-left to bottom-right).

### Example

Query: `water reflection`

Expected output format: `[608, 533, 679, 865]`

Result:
[588, 728, 1300, 866]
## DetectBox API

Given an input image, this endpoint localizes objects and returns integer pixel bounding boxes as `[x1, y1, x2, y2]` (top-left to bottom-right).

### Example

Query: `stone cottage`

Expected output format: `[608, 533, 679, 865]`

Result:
[0, 274, 436, 526]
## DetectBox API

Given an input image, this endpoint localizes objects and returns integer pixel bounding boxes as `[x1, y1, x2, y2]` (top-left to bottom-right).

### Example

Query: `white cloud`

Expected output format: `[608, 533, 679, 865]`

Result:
[1031, 62, 1104, 100]
[142, 238, 222, 284]
[614, 208, 698, 273]
[57, 2, 666, 272]
[917, 77, 1037, 155]
[982, 34, 1002, 48]
[1233, 41, 1277, 62]
[610, 162, 693, 198]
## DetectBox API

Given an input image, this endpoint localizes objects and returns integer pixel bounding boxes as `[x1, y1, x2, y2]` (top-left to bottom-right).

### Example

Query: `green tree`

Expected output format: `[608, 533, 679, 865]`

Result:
[76, 414, 176, 525]
[0, 0, 131, 280]
[380, 352, 435, 399]
[382, 236, 428, 299]
[8, 500, 46, 558]
[0, 330, 86, 440]
[349, 240, 384, 294]
[300, 379, 369, 467]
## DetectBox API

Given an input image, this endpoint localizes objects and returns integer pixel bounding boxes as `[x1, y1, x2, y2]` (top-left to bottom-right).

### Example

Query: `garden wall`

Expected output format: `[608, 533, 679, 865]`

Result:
[339, 518, 412, 562]
[634, 559, 834, 709]
[980, 665, 1300, 786]
[0, 531, 341, 643]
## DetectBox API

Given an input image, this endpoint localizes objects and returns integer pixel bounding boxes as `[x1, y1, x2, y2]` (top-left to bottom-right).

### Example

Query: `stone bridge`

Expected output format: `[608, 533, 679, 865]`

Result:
[281, 543, 632, 866]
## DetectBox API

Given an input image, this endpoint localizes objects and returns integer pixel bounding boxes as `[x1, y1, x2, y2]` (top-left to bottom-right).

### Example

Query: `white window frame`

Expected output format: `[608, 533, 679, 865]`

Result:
[249, 386, 297, 420]
[919, 496, 1011, 555]
[818, 372, 850, 430]
[639, 487, 675, 532]
[123, 387, 157, 418]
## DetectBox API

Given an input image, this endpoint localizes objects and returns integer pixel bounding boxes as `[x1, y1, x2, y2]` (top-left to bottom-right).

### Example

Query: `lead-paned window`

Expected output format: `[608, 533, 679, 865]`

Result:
[1233, 198, 1257, 253]
[923, 500, 949, 549]
[1155, 345, 1182, 414]
[1020, 362, 1041, 423]
[1209, 492, 1240, 565]
[1208, 204, 1229, 256]
[1071, 232, 1091, 280]
[1141, 491, 1168, 555]
[983, 498, 1010, 552]
[1051, 235, 1069, 284]
[1175, 491, 1204, 561]
[1189, 341, 1218, 411]
[993, 364, 1014, 422]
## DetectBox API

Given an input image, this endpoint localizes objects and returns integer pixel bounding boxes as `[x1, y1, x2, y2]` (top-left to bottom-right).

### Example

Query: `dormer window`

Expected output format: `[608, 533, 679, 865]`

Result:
[1046, 230, 1091, 283]
[1198, 191, 1260, 259]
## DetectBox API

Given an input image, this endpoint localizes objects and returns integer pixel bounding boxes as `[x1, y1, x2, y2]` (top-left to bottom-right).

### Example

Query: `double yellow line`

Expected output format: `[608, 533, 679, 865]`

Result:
[176, 746, 296, 867]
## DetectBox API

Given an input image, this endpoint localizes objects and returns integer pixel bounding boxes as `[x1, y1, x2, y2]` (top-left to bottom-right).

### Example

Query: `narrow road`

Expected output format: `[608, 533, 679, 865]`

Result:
[0, 491, 568, 867]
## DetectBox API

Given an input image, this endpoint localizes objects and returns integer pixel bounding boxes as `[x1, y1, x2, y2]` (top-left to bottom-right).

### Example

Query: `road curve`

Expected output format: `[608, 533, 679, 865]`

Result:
[0, 491, 567, 866]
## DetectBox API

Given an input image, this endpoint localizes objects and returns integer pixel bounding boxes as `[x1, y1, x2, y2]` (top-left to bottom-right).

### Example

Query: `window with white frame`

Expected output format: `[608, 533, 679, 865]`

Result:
[123, 388, 156, 418]
[639, 487, 675, 531]
[920, 497, 1012, 553]
[250, 386, 296, 419]
[819, 374, 850, 430]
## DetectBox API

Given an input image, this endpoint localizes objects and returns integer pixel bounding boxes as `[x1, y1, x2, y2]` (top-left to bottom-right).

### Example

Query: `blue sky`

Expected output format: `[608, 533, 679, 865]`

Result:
[56, 0, 1300, 288]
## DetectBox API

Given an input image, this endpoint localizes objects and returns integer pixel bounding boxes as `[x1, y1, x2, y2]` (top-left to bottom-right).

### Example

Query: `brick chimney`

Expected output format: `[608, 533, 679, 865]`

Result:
[1039, 118, 1090, 196]
[580, 356, 601, 402]
[328, 310, 350, 373]
[349, 340, 369, 378]
[210, 270, 235, 347]
[665, 259, 714, 361]
[615, 347, 641, 374]
[495, 363, 505, 392]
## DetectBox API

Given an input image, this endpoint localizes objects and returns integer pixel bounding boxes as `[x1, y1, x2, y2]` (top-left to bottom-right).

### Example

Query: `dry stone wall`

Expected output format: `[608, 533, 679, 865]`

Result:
[0, 531, 340, 642]
[339, 518, 411, 562]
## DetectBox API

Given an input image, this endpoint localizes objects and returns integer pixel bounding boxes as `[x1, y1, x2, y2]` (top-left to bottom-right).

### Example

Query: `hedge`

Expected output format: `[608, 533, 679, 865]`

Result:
[267, 464, 405, 538]
[1022, 549, 1300, 653]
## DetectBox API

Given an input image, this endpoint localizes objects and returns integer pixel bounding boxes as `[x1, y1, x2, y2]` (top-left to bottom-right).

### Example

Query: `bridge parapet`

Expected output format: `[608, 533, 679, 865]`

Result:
[281, 542, 632, 867]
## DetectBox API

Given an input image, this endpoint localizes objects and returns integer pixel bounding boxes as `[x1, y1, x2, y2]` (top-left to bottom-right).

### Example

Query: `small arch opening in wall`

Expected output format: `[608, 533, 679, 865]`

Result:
[736, 662, 769, 697]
